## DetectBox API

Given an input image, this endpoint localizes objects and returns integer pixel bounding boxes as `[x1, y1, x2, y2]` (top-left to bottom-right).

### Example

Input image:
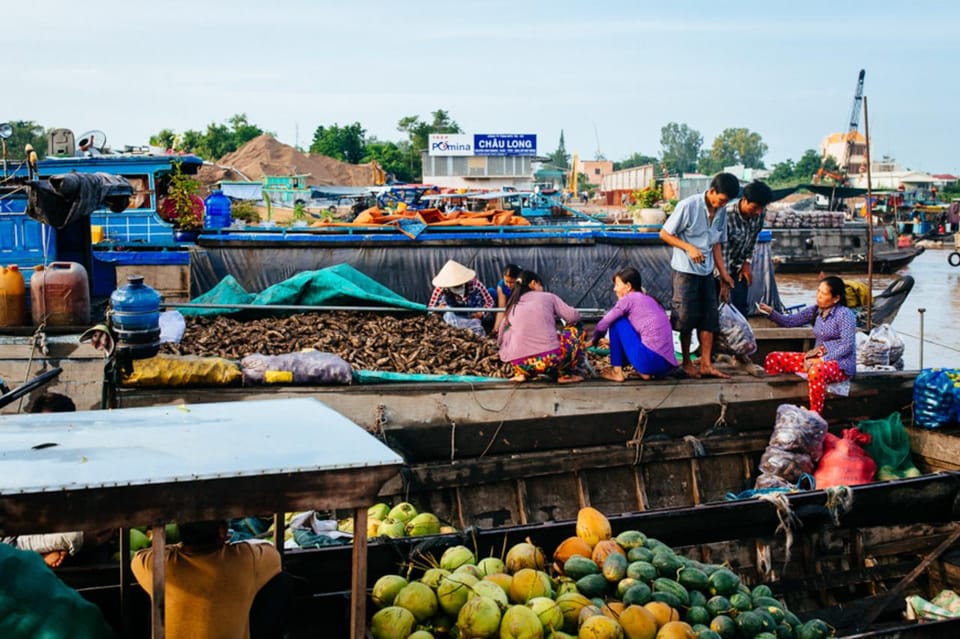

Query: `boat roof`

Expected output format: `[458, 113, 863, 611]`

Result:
[0, 398, 401, 494]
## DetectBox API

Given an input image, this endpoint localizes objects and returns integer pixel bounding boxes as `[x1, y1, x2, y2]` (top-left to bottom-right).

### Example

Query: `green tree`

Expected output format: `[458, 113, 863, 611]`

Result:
[698, 128, 768, 175]
[151, 113, 267, 161]
[149, 128, 178, 150]
[310, 122, 367, 163]
[768, 159, 796, 185]
[659, 122, 702, 175]
[547, 130, 570, 169]
[363, 140, 413, 183]
[397, 109, 462, 180]
[614, 152, 658, 171]
[794, 149, 826, 183]
[3, 120, 46, 159]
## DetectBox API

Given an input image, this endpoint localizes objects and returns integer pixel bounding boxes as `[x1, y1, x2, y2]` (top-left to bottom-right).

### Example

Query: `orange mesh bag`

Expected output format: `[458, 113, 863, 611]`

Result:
[814, 428, 877, 488]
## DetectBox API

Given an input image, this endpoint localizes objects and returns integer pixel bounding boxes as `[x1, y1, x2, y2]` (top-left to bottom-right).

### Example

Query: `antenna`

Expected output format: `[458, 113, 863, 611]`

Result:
[0, 122, 10, 178]
[593, 124, 606, 161]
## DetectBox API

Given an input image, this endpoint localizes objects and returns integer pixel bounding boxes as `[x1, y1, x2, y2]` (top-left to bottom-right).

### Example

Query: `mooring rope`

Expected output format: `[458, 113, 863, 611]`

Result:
[757, 492, 802, 569]
[627, 408, 649, 465]
[824, 485, 854, 525]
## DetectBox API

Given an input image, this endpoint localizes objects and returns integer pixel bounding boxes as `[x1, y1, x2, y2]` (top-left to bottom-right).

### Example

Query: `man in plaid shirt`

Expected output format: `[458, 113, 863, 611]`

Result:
[720, 181, 774, 317]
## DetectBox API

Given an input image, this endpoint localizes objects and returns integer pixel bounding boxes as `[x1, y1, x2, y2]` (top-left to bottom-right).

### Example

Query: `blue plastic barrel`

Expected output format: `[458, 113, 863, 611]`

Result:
[204, 189, 232, 229]
[110, 275, 162, 359]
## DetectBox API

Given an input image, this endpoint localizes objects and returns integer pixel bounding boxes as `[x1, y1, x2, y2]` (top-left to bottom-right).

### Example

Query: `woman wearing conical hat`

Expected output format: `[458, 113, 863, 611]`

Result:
[428, 260, 494, 335]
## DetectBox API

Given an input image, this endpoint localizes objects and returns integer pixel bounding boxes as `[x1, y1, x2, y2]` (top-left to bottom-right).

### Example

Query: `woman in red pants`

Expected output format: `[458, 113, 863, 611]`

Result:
[758, 275, 857, 414]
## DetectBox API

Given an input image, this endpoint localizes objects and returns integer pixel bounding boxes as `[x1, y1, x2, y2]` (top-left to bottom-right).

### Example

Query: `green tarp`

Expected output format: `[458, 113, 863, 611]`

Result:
[182, 263, 426, 317]
[353, 370, 503, 384]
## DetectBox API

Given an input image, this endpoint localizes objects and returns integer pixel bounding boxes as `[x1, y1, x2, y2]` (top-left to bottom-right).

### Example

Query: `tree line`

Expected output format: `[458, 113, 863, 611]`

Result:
[4, 114, 837, 187]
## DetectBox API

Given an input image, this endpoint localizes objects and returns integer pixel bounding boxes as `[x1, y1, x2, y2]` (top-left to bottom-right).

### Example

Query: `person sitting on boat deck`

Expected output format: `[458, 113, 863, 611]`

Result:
[1, 393, 109, 569]
[131, 519, 286, 639]
[428, 259, 495, 336]
[591, 267, 678, 382]
[758, 275, 857, 414]
[660, 172, 741, 379]
[720, 180, 774, 318]
[497, 270, 586, 384]
[490, 263, 522, 332]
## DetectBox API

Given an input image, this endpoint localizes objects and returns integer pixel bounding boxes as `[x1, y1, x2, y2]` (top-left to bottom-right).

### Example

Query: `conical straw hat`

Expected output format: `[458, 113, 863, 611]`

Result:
[432, 260, 475, 288]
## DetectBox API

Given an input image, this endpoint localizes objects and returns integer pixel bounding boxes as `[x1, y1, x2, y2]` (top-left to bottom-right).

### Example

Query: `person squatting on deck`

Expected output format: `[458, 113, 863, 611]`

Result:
[720, 180, 774, 318]
[758, 276, 857, 414]
[131, 519, 286, 639]
[659, 172, 741, 379]
[428, 259, 494, 335]
[497, 270, 586, 384]
[591, 267, 678, 382]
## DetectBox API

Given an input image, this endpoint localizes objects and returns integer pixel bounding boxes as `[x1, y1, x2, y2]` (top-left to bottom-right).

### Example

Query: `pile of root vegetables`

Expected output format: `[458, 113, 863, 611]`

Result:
[161, 311, 516, 378]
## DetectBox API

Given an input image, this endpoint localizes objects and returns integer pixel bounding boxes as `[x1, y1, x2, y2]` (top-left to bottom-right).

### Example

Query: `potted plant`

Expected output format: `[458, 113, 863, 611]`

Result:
[630, 182, 666, 226]
[159, 161, 204, 241]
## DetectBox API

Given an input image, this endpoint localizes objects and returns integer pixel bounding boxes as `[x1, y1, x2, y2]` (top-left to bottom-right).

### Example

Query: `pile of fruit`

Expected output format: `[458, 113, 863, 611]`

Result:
[368, 506, 835, 639]
[338, 502, 457, 540]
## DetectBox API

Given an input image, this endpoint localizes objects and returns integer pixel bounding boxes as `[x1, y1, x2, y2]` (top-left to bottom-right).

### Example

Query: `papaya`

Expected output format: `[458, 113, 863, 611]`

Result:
[603, 552, 629, 583]
[643, 601, 680, 628]
[592, 539, 626, 566]
[652, 578, 690, 607]
[627, 561, 658, 582]
[655, 620, 695, 639]
[553, 536, 594, 566]
[576, 573, 610, 599]
[564, 555, 600, 580]
[576, 506, 612, 548]
[618, 604, 658, 639]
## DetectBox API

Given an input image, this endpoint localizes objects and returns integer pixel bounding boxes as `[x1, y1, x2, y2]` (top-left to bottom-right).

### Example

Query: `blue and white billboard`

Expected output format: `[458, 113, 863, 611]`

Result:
[428, 133, 538, 157]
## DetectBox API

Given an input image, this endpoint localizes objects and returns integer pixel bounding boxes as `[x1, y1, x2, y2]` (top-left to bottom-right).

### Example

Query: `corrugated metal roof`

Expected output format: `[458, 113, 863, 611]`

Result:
[0, 398, 402, 494]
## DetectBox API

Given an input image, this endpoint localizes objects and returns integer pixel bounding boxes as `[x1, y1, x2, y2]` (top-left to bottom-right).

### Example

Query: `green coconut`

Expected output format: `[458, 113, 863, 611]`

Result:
[372, 574, 408, 608]
[408, 632, 435, 639]
[393, 581, 438, 622]
[437, 573, 479, 617]
[469, 579, 509, 607]
[456, 595, 502, 638]
[500, 604, 545, 639]
[477, 556, 506, 577]
[509, 569, 553, 604]
[455, 564, 484, 580]
[484, 572, 513, 595]
[368, 502, 391, 521]
[377, 518, 406, 538]
[441, 545, 477, 571]
[505, 542, 546, 573]
[387, 502, 419, 523]
[421, 567, 452, 590]
[406, 512, 441, 536]
[527, 596, 563, 632]
[555, 592, 592, 633]
[370, 606, 416, 639]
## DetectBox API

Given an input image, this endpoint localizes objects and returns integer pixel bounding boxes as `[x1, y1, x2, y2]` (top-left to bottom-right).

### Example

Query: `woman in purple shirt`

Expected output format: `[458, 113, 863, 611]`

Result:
[497, 270, 586, 384]
[591, 267, 679, 381]
[758, 275, 857, 414]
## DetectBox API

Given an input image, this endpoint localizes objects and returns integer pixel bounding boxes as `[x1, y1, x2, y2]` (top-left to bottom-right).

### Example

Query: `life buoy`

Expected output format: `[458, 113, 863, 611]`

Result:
[949, 252, 960, 267]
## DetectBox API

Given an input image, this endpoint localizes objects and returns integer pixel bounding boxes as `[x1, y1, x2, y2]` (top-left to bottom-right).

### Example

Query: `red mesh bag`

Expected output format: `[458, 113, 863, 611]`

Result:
[814, 428, 877, 488]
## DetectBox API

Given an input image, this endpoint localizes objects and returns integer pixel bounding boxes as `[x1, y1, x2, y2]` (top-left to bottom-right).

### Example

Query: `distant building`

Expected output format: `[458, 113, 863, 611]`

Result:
[819, 131, 868, 174]
[723, 164, 771, 182]
[421, 133, 538, 190]
[579, 160, 614, 186]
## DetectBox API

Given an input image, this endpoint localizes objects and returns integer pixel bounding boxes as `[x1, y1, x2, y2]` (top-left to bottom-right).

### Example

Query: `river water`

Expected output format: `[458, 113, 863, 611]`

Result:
[774, 245, 960, 370]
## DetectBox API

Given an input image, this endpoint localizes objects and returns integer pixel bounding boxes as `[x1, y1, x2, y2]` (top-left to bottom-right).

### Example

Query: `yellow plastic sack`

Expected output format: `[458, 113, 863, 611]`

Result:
[122, 354, 242, 387]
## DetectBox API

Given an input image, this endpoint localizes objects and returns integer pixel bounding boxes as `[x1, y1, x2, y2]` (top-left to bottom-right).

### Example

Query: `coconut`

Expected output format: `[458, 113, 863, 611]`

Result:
[440, 544, 477, 571]
[469, 579, 509, 607]
[368, 502, 391, 521]
[436, 573, 479, 616]
[505, 541, 546, 573]
[371, 574, 408, 608]
[476, 556, 506, 577]
[454, 563, 484, 580]
[420, 567, 452, 590]
[367, 518, 382, 538]
[556, 579, 579, 597]
[555, 592, 592, 633]
[408, 632, 435, 639]
[528, 596, 564, 632]
[578, 604, 603, 626]
[508, 569, 552, 604]
[387, 502, 418, 524]
[456, 595, 502, 638]
[500, 604, 545, 639]
[406, 512, 441, 536]
[370, 606, 416, 639]
[484, 572, 513, 594]
[377, 518, 406, 538]
[393, 581, 438, 622]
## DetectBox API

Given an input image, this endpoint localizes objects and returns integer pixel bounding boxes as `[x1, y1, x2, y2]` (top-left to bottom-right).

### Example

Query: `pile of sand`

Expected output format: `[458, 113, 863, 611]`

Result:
[197, 134, 379, 188]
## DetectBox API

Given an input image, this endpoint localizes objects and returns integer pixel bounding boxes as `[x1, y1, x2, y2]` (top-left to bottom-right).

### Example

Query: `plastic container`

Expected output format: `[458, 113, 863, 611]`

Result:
[0, 265, 27, 327]
[30, 262, 90, 327]
[110, 275, 162, 359]
[204, 189, 232, 229]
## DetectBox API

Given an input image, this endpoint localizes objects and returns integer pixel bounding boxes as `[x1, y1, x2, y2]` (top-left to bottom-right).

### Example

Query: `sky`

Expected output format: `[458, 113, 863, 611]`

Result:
[8, 1, 959, 173]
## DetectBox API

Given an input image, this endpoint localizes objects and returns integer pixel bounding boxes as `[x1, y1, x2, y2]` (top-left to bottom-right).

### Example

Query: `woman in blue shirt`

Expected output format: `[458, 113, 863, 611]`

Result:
[758, 275, 857, 414]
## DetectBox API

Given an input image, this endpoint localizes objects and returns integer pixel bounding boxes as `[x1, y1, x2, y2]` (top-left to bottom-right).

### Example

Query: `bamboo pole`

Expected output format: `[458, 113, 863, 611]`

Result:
[863, 96, 874, 331]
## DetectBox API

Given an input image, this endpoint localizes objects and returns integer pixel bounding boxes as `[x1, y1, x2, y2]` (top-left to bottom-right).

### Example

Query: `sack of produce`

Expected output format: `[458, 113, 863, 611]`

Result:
[857, 412, 921, 480]
[814, 428, 877, 488]
[754, 404, 828, 490]
[759, 447, 814, 482]
[242, 350, 353, 385]
[913, 368, 960, 429]
[122, 353, 242, 387]
[857, 324, 904, 369]
[715, 303, 757, 356]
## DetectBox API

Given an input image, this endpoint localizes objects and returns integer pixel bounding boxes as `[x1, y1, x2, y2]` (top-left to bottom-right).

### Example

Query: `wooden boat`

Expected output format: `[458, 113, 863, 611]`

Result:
[769, 225, 924, 274]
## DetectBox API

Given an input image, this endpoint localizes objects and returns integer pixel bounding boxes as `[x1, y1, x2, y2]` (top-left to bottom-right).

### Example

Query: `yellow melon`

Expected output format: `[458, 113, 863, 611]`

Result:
[642, 602, 679, 628]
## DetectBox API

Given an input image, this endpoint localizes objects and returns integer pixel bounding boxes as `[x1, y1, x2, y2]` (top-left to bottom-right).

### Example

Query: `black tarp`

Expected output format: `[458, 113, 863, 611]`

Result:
[26, 172, 132, 229]
[188, 239, 784, 315]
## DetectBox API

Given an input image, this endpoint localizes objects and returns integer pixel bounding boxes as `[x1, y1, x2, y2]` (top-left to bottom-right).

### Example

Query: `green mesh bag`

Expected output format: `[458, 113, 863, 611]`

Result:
[857, 412, 922, 480]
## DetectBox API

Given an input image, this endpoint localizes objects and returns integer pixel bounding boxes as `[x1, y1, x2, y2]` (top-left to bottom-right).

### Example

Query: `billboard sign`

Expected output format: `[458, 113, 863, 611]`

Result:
[428, 133, 538, 157]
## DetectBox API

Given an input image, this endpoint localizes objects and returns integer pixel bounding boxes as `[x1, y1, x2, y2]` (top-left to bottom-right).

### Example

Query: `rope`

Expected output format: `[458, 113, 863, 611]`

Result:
[467, 382, 520, 413]
[373, 404, 388, 441]
[714, 400, 728, 431]
[479, 420, 505, 458]
[824, 485, 854, 526]
[15, 324, 47, 414]
[684, 435, 707, 458]
[757, 492, 802, 569]
[627, 408, 649, 465]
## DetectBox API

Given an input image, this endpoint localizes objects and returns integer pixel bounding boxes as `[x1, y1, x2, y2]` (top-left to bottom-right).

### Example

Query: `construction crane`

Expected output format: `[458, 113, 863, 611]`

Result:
[814, 69, 865, 184]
